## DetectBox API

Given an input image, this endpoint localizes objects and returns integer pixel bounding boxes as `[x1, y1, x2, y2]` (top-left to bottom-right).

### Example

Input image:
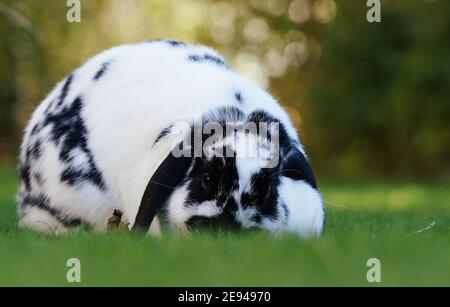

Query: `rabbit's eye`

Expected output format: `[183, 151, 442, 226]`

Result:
[202, 174, 211, 190]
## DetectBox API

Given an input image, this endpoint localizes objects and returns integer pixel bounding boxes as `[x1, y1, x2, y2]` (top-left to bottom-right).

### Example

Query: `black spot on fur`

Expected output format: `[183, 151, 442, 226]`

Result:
[247, 110, 317, 189]
[224, 197, 239, 215]
[281, 202, 289, 222]
[234, 91, 243, 104]
[164, 39, 186, 47]
[60, 167, 84, 186]
[22, 194, 85, 227]
[282, 148, 317, 189]
[203, 54, 227, 67]
[146, 39, 187, 47]
[247, 110, 293, 154]
[188, 54, 228, 68]
[247, 110, 277, 126]
[242, 168, 281, 221]
[94, 62, 111, 81]
[42, 96, 107, 191]
[29, 139, 42, 160]
[41, 73, 75, 118]
[186, 156, 239, 206]
[153, 125, 173, 146]
[188, 54, 202, 62]
[56, 74, 74, 108]
[60, 166, 106, 189]
[34, 172, 44, 186]
[32, 74, 75, 137]
[203, 106, 245, 128]
[256, 170, 280, 207]
[251, 214, 262, 224]
[21, 73, 107, 192]
[30, 124, 41, 136]
[19, 162, 31, 190]
[19, 139, 44, 190]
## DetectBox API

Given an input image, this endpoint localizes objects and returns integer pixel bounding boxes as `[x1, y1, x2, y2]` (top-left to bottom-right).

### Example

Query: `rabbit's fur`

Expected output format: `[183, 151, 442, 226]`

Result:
[17, 40, 324, 237]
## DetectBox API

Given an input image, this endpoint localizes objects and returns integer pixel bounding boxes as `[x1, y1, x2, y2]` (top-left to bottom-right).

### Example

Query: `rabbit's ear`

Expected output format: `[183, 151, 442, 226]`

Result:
[281, 147, 317, 189]
[132, 150, 192, 232]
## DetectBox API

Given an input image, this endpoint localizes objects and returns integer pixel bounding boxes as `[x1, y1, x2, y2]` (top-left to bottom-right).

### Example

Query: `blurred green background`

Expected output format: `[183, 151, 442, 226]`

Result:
[0, 0, 449, 179]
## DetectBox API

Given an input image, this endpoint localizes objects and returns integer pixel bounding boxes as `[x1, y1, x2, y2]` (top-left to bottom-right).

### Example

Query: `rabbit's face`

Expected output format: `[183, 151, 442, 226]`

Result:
[183, 156, 283, 231]
[182, 155, 241, 229]
[166, 128, 323, 237]
[134, 107, 324, 238]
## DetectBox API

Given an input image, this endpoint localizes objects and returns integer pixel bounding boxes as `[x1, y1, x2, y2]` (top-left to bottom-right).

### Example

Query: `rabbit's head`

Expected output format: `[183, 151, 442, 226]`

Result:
[133, 106, 324, 237]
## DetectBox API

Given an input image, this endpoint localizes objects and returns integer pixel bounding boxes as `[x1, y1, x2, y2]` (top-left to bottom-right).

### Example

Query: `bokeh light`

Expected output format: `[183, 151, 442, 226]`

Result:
[288, 0, 311, 23]
[0, 0, 449, 178]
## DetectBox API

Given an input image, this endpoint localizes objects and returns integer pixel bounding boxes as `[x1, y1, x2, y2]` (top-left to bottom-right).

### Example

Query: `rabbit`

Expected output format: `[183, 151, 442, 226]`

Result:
[17, 39, 324, 237]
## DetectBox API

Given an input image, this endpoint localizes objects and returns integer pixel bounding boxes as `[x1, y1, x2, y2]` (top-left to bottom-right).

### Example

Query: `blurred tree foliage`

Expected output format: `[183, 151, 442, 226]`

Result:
[304, 1, 450, 177]
[0, 0, 448, 178]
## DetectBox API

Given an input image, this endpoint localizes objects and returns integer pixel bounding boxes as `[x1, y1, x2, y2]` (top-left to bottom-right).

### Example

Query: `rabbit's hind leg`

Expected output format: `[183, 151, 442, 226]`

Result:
[18, 195, 82, 236]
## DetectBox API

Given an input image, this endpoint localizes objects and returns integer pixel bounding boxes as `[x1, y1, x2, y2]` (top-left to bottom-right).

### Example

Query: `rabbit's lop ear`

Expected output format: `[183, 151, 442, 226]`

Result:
[132, 150, 192, 232]
[281, 147, 317, 189]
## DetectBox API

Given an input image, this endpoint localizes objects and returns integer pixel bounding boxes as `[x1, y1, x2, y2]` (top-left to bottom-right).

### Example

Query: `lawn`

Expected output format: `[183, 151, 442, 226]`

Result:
[0, 165, 448, 286]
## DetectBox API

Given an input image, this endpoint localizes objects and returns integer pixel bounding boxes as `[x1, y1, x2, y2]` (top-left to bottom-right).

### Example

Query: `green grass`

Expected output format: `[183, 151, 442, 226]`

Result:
[0, 165, 449, 286]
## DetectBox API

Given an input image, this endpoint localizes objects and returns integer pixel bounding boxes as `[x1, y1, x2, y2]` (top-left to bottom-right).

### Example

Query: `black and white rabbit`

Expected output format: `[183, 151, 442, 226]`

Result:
[17, 39, 324, 237]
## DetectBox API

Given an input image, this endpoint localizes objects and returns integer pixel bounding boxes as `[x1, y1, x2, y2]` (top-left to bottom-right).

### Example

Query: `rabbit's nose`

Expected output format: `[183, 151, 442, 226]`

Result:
[186, 212, 241, 232]
[213, 211, 241, 230]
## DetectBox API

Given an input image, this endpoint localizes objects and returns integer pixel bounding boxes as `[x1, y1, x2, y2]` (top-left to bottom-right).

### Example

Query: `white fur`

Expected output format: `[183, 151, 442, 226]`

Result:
[19, 206, 68, 235]
[278, 177, 324, 237]
[166, 182, 192, 227]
